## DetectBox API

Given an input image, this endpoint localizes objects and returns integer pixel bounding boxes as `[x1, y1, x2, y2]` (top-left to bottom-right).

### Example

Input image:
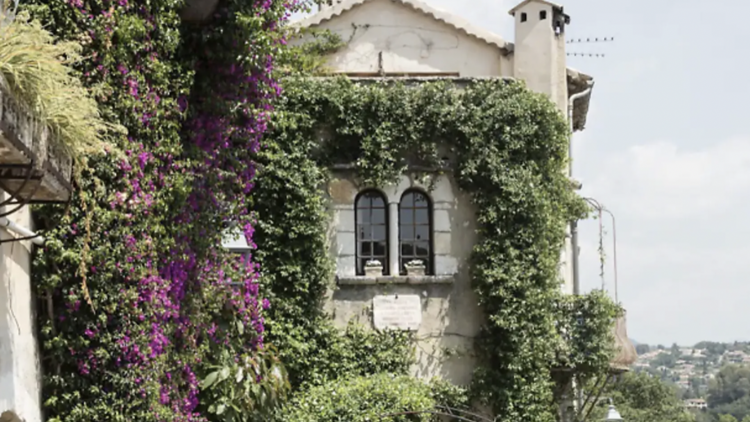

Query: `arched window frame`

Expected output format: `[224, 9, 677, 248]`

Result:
[398, 189, 434, 276]
[355, 189, 390, 276]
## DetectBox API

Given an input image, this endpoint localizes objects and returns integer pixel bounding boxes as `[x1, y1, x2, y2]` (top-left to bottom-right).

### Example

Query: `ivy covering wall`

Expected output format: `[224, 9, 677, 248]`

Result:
[255, 76, 620, 422]
[25, 0, 293, 420]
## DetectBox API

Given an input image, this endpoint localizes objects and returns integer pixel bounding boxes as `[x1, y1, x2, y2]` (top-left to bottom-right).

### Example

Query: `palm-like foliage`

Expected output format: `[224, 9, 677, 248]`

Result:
[0, 8, 119, 163]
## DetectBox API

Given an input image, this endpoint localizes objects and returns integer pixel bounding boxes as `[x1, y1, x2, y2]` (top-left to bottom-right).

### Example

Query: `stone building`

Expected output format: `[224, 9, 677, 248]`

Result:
[297, 0, 596, 385]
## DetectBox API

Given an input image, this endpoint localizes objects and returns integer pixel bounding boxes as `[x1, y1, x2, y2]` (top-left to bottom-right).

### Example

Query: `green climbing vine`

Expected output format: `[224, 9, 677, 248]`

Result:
[258, 76, 620, 421]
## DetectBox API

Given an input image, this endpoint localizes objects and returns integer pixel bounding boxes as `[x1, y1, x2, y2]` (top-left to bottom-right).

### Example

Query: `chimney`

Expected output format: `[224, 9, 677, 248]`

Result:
[508, 0, 570, 112]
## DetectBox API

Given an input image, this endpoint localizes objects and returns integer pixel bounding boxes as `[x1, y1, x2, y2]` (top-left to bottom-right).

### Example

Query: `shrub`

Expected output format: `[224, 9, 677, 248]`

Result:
[277, 374, 437, 422]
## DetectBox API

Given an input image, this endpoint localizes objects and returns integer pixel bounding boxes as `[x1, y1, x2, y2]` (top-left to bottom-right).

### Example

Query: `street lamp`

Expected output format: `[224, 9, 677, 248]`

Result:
[221, 224, 252, 288]
[221, 225, 253, 257]
[604, 403, 623, 421]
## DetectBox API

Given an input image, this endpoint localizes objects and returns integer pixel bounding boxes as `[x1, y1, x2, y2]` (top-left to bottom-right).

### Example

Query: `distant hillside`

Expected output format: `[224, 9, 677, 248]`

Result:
[630, 338, 640, 346]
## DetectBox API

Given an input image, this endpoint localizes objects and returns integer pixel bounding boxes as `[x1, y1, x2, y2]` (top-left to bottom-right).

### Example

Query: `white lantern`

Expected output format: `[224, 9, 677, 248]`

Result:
[604, 404, 623, 421]
[221, 225, 252, 288]
[221, 225, 253, 255]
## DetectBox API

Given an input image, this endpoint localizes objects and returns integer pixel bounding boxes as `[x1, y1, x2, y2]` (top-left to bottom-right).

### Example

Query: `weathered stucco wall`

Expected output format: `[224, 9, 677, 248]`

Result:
[0, 201, 42, 422]
[325, 172, 482, 385]
[307, 0, 512, 77]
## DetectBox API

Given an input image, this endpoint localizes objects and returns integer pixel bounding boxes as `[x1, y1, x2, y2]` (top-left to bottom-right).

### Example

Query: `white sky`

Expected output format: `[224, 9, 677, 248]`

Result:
[296, 0, 750, 346]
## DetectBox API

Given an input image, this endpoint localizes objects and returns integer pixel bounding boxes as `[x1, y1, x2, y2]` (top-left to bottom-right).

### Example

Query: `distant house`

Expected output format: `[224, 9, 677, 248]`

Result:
[725, 351, 746, 363]
[684, 399, 708, 410]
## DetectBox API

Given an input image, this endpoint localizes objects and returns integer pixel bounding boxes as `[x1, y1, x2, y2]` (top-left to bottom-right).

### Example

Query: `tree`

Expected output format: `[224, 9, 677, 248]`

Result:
[707, 365, 750, 420]
[588, 372, 695, 422]
[696, 342, 728, 357]
[719, 415, 738, 422]
[636, 344, 651, 355]
[652, 352, 678, 368]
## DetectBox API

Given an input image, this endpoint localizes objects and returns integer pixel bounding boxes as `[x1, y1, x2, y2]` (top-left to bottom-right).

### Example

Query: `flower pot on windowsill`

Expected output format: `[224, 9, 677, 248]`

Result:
[365, 260, 383, 278]
[404, 260, 426, 277]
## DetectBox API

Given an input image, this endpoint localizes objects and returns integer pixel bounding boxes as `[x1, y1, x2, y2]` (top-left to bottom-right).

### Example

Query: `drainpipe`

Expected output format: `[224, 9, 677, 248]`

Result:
[0, 216, 44, 246]
[568, 80, 594, 296]
[568, 80, 594, 420]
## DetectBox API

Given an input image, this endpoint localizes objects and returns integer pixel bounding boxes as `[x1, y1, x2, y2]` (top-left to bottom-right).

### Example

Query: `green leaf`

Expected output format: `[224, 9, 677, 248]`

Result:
[202, 371, 220, 390]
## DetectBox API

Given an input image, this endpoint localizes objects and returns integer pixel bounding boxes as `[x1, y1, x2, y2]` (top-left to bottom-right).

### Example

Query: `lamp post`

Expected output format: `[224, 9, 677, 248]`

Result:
[583, 197, 619, 301]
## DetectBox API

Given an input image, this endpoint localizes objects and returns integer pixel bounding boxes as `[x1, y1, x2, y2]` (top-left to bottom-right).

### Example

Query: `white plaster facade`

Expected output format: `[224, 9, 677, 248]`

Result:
[299, 0, 595, 386]
[303, 0, 513, 77]
[0, 201, 42, 422]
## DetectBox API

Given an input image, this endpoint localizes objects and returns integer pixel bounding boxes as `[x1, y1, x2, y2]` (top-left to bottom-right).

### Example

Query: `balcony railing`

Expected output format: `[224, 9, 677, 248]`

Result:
[0, 85, 73, 203]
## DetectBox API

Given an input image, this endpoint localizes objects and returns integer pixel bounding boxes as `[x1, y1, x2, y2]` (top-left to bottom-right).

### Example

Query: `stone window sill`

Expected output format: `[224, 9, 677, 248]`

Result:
[337, 275, 454, 285]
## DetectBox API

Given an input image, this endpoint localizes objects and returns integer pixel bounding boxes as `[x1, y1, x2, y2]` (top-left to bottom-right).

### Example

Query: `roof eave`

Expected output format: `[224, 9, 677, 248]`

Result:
[294, 0, 513, 53]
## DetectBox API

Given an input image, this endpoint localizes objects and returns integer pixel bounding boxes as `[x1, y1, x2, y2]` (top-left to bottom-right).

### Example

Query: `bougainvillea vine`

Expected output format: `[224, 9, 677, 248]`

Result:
[25, 0, 295, 420]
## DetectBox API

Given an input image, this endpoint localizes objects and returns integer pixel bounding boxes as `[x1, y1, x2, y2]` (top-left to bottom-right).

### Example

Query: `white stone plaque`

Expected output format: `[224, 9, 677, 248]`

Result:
[372, 295, 422, 331]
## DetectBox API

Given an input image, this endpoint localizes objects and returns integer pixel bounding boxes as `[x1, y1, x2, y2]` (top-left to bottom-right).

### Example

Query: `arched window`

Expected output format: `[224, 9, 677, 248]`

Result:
[398, 190, 432, 275]
[355, 190, 389, 275]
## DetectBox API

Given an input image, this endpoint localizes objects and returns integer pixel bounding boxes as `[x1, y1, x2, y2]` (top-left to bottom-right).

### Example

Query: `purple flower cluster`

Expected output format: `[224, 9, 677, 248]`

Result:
[49, 0, 295, 420]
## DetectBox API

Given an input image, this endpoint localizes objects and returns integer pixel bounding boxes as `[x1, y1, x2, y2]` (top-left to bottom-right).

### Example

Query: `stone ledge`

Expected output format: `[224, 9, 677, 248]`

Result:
[337, 275, 454, 285]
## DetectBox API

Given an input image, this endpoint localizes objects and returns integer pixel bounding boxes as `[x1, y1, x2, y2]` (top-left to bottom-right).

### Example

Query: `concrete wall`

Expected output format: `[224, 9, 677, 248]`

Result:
[0, 200, 42, 422]
[308, 0, 512, 77]
[325, 173, 482, 385]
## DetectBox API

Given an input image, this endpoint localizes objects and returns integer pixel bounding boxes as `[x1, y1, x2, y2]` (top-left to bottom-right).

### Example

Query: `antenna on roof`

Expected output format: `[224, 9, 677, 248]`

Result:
[566, 36, 615, 44]
[566, 35, 615, 58]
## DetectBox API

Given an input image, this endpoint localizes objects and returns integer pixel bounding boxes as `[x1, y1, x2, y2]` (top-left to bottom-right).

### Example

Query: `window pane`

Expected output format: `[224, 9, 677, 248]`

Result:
[414, 193, 428, 208]
[400, 208, 413, 225]
[401, 193, 413, 207]
[415, 226, 429, 241]
[374, 241, 386, 256]
[415, 208, 429, 224]
[415, 242, 429, 256]
[355, 191, 389, 276]
[372, 208, 385, 225]
[361, 242, 372, 256]
[358, 209, 370, 224]
[372, 225, 386, 241]
[357, 195, 371, 209]
[401, 243, 414, 256]
[400, 225, 414, 240]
